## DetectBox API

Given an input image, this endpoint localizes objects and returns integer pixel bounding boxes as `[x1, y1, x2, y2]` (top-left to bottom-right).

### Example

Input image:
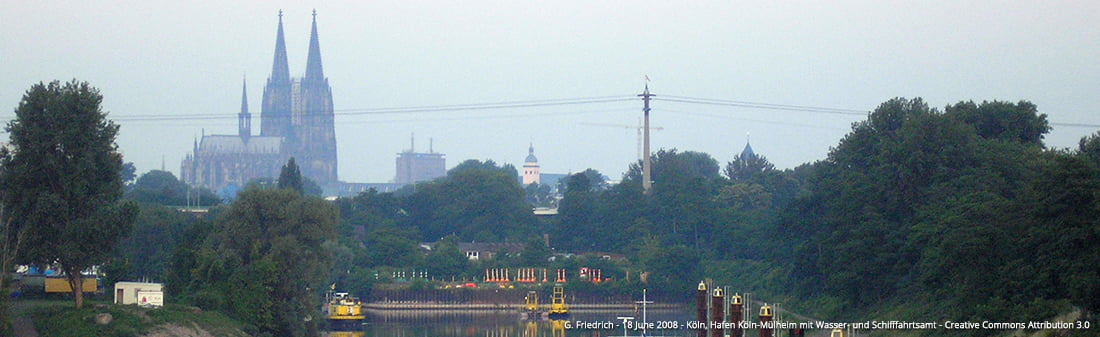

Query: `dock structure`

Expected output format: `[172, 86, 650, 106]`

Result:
[730, 293, 744, 337]
[759, 304, 774, 337]
[696, 280, 815, 337]
[696, 281, 707, 337]
[710, 288, 724, 337]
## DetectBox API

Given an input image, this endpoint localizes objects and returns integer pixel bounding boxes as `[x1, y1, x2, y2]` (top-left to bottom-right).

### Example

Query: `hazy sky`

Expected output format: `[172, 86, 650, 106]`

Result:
[3, 1, 1099, 183]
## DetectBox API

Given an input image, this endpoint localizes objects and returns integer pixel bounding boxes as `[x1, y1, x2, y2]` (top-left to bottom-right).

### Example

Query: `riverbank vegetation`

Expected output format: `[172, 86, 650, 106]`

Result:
[321, 98, 1099, 336]
[8, 91, 1096, 337]
[14, 299, 250, 337]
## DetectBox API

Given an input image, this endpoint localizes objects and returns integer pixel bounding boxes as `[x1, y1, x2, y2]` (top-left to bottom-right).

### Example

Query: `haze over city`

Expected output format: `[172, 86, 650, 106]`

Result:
[3, 1, 1098, 183]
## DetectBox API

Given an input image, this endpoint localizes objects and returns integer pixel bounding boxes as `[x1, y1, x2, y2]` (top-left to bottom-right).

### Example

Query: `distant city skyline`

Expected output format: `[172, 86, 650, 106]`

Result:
[3, 2, 1098, 184]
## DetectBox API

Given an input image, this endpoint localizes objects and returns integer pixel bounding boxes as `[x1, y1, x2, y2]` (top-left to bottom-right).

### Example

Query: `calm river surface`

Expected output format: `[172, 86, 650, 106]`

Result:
[325, 309, 693, 337]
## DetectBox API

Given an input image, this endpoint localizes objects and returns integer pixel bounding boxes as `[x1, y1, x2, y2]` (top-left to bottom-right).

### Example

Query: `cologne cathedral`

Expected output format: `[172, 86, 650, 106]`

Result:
[182, 10, 338, 191]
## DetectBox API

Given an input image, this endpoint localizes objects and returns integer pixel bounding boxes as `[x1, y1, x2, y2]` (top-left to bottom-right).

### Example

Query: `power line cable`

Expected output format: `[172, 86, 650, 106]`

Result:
[667, 109, 852, 131]
[658, 95, 1099, 128]
[1050, 122, 1100, 128]
[106, 96, 635, 122]
[657, 95, 869, 116]
[0, 93, 1095, 128]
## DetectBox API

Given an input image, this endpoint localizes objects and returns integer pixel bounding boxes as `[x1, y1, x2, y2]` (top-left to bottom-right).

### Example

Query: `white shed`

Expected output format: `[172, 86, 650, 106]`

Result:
[113, 282, 164, 306]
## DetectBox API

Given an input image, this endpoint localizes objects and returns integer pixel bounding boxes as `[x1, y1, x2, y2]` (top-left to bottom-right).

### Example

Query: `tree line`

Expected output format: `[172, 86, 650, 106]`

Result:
[3, 79, 1096, 337]
[325, 97, 1099, 334]
[784, 98, 1098, 331]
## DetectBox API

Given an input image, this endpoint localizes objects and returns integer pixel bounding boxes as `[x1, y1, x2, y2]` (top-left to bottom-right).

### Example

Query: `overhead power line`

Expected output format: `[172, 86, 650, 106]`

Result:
[658, 95, 1099, 128]
[344, 96, 633, 115]
[656, 95, 870, 116]
[107, 96, 635, 122]
[0, 93, 1094, 128]
[1050, 122, 1100, 128]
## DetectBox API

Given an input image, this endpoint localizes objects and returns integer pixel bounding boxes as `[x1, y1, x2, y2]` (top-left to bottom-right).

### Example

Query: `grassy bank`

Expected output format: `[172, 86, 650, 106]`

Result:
[15, 299, 252, 337]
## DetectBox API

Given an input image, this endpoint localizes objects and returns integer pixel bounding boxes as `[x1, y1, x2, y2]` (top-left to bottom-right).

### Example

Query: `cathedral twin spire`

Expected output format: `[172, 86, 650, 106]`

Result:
[258, 9, 338, 185]
[260, 9, 327, 138]
[185, 9, 337, 190]
[304, 10, 325, 83]
[270, 9, 324, 84]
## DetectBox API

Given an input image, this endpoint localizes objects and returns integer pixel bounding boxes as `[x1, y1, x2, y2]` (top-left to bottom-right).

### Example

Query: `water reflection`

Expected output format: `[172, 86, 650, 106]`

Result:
[326, 310, 690, 337]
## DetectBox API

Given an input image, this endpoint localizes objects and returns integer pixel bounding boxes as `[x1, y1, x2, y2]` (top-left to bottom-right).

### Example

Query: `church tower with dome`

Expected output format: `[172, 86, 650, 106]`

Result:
[522, 143, 541, 185]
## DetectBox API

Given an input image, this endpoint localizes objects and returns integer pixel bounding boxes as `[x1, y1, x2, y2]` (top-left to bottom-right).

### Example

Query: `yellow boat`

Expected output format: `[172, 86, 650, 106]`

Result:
[325, 291, 365, 321]
[524, 290, 540, 312]
[521, 290, 546, 320]
[548, 286, 569, 318]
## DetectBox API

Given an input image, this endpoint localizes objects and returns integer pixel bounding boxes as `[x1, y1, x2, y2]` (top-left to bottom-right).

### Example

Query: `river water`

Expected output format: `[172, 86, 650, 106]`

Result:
[325, 309, 693, 337]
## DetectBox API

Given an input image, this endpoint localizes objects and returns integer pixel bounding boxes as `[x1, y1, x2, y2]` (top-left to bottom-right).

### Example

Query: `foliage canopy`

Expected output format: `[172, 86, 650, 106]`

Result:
[2, 80, 137, 308]
[187, 186, 337, 336]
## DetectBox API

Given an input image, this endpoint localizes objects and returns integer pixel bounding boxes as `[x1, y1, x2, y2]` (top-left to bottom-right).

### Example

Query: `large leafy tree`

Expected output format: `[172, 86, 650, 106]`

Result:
[189, 186, 336, 336]
[405, 159, 535, 242]
[624, 149, 721, 251]
[2, 80, 137, 308]
[554, 170, 609, 251]
[792, 98, 978, 305]
[781, 97, 1100, 325]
